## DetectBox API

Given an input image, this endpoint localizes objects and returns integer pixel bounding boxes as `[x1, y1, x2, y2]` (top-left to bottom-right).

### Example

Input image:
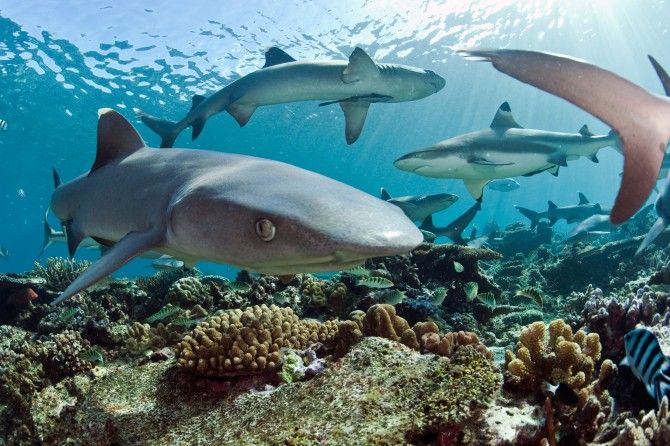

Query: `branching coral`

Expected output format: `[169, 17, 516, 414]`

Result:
[165, 277, 211, 309]
[176, 304, 339, 377]
[37, 330, 92, 381]
[32, 258, 91, 293]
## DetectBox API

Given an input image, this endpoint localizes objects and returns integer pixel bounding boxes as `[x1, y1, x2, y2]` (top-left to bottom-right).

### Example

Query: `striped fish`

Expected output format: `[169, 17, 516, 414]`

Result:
[0, 119, 7, 130]
[622, 327, 670, 407]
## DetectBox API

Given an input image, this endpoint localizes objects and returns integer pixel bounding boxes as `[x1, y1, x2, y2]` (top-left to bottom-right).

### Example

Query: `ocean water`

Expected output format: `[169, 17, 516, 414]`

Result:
[0, 0, 669, 278]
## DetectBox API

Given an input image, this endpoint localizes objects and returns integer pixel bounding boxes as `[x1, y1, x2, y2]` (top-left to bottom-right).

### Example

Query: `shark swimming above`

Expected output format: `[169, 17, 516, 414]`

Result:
[380, 188, 458, 223]
[458, 49, 670, 224]
[516, 193, 609, 229]
[419, 198, 482, 245]
[138, 46, 445, 147]
[394, 102, 617, 199]
[50, 109, 422, 305]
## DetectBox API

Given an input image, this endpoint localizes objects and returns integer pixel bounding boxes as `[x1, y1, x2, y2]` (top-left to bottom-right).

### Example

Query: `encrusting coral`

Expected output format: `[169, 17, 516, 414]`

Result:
[176, 304, 339, 376]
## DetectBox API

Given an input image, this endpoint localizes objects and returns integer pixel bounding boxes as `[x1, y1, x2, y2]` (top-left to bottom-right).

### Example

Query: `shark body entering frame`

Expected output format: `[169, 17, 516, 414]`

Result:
[139, 46, 445, 147]
[380, 188, 458, 223]
[50, 109, 422, 305]
[394, 102, 617, 199]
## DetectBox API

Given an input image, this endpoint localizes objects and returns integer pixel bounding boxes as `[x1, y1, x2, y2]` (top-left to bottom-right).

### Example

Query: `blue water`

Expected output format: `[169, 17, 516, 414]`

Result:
[1, 1, 669, 278]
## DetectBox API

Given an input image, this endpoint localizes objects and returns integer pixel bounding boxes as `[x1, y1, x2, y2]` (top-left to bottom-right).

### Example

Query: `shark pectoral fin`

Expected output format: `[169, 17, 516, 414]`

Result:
[548, 153, 568, 167]
[51, 229, 163, 305]
[468, 156, 514, 166]
[262, 47, 296, 68]
[191, 118, 206, 140]
[226, 103, 257, 127]
[92, 109, 145, 172]
[549, 165, 560, 176]
[380, 188, 392, 200]
[342, 47, 380, 84]
[339, 101, 370, 144]
[319, 94, 392, 107]
[590, 154, 600, 163]
[64, 220, 86, 258]
[463, 180, 487, 199]
[490, 102, 523, 129]
[636, 217, 669, 255]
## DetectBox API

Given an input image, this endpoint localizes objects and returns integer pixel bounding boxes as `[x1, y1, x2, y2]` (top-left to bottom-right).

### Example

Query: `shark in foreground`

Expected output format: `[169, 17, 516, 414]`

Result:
[515, 193, 609, 229]
[459, 49, 670, 224]
[394, 102, 617, 199]
[50, 109, 422, 305]
[380, 188, 458, 223]
[419, 198, 482, 245]
[138, 46, 445, 147]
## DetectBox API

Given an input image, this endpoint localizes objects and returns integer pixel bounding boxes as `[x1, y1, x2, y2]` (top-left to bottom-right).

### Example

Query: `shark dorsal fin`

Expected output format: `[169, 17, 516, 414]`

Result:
[191, 95, 206, 111]
[578, 192, 589, 204]
[342, 47, 379, 84]
[91, 109, 144, 173]
[262, 47, 296, 68]
[649, 55, 670, 97]
[578, 124, 593, 137]
[548, 200, 558, 210]
[490, 102, 522, 129]
[380, 188, 392, 200]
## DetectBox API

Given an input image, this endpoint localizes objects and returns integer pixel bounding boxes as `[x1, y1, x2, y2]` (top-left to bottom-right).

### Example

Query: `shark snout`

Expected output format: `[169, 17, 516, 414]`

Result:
[425, 70, 446, 92]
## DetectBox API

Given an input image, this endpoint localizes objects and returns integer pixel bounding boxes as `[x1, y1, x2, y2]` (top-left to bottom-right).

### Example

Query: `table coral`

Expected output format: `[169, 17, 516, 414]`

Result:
[176, 304, 339, 377]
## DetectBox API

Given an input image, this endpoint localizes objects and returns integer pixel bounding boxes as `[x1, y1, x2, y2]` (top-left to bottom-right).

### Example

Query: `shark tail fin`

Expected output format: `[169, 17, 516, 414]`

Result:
[380, 188, 392, 201]
[40, 211, 56, 257]
[515, 205, 539, 229]
[419, 215, 437, 232]
[636, 216, 669, 255]
[458, 49, 670, 224]
[137, 112, 180, 148]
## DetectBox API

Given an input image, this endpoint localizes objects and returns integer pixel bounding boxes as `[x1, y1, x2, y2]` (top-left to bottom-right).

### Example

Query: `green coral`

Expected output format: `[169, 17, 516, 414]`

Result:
[32, 257, 92, 293]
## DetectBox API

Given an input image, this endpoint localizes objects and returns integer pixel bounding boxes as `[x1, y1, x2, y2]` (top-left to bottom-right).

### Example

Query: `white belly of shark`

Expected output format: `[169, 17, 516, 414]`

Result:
[49, 109, 422, 305]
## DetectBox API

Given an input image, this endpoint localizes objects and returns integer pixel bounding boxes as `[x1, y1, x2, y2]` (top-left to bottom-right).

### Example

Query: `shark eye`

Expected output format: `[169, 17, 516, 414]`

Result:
[255, 218, 276, 242]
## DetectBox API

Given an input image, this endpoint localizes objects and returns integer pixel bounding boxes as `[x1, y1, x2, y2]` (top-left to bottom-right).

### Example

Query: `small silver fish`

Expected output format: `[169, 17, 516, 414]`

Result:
[151, 255, 184, 271]
[453, 261, 464, 273]
[487, 178, 520, 192]
[0, 119, 7, 131]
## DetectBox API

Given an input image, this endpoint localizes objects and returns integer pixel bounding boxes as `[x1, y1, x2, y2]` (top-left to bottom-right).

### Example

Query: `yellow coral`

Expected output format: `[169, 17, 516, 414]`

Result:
[176, 304, 338, 377]
[505, 319, 607, 400]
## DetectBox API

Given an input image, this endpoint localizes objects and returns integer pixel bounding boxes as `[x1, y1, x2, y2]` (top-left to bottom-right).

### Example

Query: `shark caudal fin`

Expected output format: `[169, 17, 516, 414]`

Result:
[458, 49, 670, 224]
[137, 112, 180, 148]
[40, 210, 57, 257]
[444, 197, 483, 245]
[419, 215, 438, 233]
[515, 205, 540, 229]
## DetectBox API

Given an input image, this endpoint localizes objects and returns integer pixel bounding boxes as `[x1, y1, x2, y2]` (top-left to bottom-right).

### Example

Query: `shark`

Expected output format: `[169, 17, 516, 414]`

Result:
[49, 109, 422, 305]
[379, 188, 458, 223]
[138, 46, 445, 147]
[566, 214, 616, 243]
[458, 49, 670, 224]
[419, 198, 482, 245]
[515, 193, 609, 229]
[394, 101, 617, 199]
[0, 246, 8, 261]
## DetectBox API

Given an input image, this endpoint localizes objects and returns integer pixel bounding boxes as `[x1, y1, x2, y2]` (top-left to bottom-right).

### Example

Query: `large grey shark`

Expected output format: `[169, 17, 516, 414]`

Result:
[138, 46, 445, 147]
[394, 102, 617, 199]
[458, 49, 670, 224]
[419, 198, 482, 245]
[515, 193, 609, 229]
[50, 109, 422, 305]
[380, 188, 458, 223]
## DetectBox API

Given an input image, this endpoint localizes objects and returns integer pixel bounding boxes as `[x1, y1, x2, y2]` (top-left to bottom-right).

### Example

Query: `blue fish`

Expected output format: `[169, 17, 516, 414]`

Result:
[487, 178, 520, 192]
[622, 328, 670, 407]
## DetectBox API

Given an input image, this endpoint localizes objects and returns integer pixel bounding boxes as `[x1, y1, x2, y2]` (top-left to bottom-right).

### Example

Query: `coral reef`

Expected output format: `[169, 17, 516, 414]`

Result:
[176, 304, 339, 376]
[32, 257, 92, 293]
[37, 330, 92, 381]
[32, 337, 500, 445]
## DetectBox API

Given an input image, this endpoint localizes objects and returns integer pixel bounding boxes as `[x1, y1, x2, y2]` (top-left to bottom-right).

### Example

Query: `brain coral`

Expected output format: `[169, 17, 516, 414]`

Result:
[176, 304, 338, 377]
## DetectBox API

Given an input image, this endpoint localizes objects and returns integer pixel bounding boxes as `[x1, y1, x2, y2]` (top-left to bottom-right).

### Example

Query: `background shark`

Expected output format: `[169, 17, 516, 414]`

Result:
[138, 46, 445, 147]
[380, 188, 458, 223]
[50, 109, 422, 304]
[515, 193, 609, 229]
[458, 49, 670, 224]
[419, 198, 482, 244]
[394, 102, 617, 199]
